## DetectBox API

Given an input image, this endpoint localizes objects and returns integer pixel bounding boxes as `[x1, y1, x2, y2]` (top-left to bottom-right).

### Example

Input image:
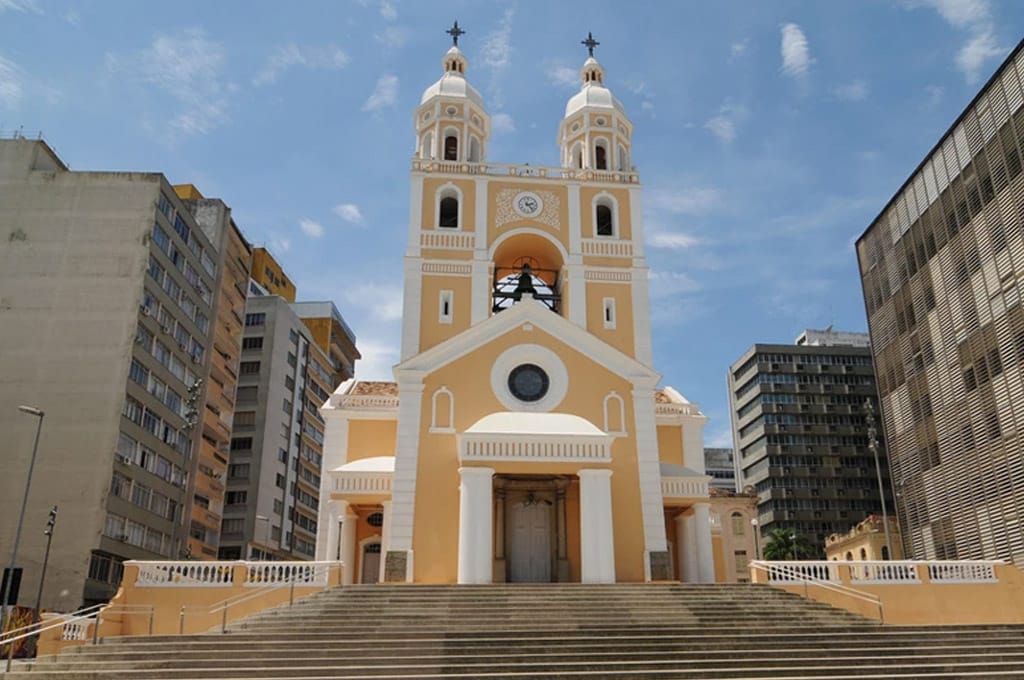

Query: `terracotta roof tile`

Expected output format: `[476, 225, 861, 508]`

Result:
[350, 381, 398, 396]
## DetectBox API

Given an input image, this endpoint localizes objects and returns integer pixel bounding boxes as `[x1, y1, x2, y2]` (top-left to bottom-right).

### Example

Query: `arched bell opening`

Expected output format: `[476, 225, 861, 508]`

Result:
[490, 232, 564, 315]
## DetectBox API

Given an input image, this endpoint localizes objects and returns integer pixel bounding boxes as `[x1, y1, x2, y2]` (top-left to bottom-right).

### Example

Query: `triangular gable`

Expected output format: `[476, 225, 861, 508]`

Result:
[395, 296, 660, 386]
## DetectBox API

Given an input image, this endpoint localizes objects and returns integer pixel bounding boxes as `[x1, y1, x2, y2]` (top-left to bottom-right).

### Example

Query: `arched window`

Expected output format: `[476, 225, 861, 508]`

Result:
[596, 205, 613, 236]
[859, 548, 868, 561]
[430, 386, 454, 432]
[617, 144, 629, 171]
[444, 135, 458, 161]
[731, 512, 745, 536]
[594, 194, 617, 238]
[594, 143, 607, 170]
[439, 197, 459, 228]
[420, 132, 433, 160]
[569, 143, 583, 169]
[881, 546, 890, 560]
[469, 136, 481, 162]
[603, 391, 625, 435]
[845, 551, 853, 561]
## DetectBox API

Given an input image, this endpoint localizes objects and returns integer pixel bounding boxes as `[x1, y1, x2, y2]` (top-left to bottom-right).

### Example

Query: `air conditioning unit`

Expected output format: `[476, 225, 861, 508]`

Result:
[140, 306, 151, 316]
[118, 534, 130, 542]
[115, 454, 132, 465]
[161, 325, 172, 334]
[178, 341, 187, 350]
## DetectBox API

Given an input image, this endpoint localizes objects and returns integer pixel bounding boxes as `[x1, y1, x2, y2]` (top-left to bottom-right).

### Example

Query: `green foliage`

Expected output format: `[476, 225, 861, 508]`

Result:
[762, 528, 815, 560]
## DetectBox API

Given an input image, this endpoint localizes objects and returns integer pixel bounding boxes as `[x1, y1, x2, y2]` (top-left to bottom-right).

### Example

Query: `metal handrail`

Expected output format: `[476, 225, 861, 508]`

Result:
[179, 563, 340, 634]
[750, 560, 885, 624]
[0, 603, 108, 671]
[89, 605, 156, 646]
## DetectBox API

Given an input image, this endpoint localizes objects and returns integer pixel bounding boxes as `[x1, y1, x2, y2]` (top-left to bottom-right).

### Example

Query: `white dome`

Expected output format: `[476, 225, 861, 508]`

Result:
[420, 73, 485, 108]
[564, 83, 625, 118]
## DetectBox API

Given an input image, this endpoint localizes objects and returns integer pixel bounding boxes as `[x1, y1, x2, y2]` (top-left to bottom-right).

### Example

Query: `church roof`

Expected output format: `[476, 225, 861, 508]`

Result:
[348, 380, 399, 396]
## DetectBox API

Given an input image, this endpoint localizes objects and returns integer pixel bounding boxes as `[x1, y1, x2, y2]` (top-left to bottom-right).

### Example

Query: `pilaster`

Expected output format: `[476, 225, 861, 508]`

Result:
[458, 467, 495, 584]
[578, 469, 615, 583]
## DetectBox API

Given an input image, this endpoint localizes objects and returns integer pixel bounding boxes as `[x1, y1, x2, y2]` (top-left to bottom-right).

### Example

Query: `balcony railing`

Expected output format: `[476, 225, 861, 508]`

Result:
[411, 158, 640, 184]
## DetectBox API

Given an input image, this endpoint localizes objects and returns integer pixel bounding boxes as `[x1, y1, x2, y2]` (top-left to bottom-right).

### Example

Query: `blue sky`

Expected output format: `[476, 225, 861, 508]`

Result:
[2, 1, 1023, 448]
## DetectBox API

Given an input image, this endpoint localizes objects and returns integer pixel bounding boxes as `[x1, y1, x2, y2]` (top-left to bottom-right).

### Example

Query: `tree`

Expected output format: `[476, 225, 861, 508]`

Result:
[762, 528, 815, 560]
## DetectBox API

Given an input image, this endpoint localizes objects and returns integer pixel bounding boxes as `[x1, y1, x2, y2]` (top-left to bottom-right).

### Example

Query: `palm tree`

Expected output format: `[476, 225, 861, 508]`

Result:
[762, 528, 815, 560]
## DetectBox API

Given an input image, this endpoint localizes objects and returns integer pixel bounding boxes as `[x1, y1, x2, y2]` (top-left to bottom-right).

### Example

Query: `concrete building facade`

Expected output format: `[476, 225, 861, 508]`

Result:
[704, 447, 737, 491]
[0, 139, 250, 607]
[856, 40, 1024, 564]
[727, 329, 892, 553]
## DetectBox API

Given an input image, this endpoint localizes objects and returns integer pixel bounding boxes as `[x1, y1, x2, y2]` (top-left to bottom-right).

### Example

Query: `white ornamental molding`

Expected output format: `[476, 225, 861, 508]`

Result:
[459, 434, 611, 463]
[336, 395, 400, 410]
[331, 471, 393, 494]
[584, 269, 633, 283]
[422, 262, 473, 276]
[660, 475, 710, 500]
[420, 231, 475, 250]
[495, 188, 561, 230]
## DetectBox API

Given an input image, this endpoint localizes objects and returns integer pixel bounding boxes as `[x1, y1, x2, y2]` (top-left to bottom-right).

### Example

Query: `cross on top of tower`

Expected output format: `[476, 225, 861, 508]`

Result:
[581, 31, 599, 57]
[447, 21, 466, 47]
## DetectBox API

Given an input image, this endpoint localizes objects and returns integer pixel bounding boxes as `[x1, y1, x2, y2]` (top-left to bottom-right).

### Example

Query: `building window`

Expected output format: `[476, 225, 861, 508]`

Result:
[731, 513, 746, 536]
[242, 337, 263, 350]
[276, 473, 286, 489]
[244, 313, 265, 327]
[228, 463, 250, 479]
[439, 290, 454, 324]
[240, 361, 261, 374]
[444, 135, 458, 160]
[602, 297, 616, 329]
[596, 205, 613, 236]
[439, 196, 459, 228]
[367, 512, 384, 527]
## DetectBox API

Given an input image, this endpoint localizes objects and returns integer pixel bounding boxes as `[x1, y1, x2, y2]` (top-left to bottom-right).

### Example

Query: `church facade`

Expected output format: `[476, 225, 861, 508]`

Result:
[315, 33, 716, 584]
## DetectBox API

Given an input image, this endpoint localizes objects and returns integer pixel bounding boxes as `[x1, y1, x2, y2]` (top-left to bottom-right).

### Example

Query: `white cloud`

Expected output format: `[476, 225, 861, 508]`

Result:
[833, 78, 868, 101]
[106, 28, 230, 137]
[704, 115, 736, 144]
[648, 187, 722, 215]
[479, 8, 514, 71]
[299, 219, 324, 238]
[703, 100, 748, 144]
[352, 336, 400, 381]
[344, 283, 403, 322]
[253, 43, 349, 86]
[379, 0, 397, 21]
[270, 236, 291, 254]
[547, 65, 578, 89]
[0, 0, 41, 13]
[730, 39, 749, 58]
[648, 232, 702, 250]
[333, 203, 364, 224]
[641, 101, 655, 113]
[362, 73, 398, 111]
[647, 270, 702, 298]
[492, 112, 515, 134]
[908, 0, 1006, 82]
[956, 28, 1005, 82]
[375, 26, 409, 50]
[780, 23, 812, 78]
[0, 55, 23, 110]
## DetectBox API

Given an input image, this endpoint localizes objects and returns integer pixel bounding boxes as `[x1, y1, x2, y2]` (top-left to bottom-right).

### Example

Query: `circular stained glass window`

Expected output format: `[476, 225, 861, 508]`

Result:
[508, 364, 549, 403]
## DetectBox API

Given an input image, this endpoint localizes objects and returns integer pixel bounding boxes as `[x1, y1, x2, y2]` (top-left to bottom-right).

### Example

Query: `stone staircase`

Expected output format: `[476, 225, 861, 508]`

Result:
[13, 583, 1024, 678]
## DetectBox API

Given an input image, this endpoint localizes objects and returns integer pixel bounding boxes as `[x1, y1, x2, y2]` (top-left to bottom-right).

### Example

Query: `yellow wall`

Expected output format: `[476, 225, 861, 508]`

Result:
[585, 281, 635, 356]
[419, 274, 473, 352]
[422, 177, 477, 232]
[754, 563, 1024, 625]
[579, 186, 632, 240]
[411, 324, 645, 582]
[656, 424, 683, 466]
[251, 248, 296, 302]
[347, 420, 398, 461]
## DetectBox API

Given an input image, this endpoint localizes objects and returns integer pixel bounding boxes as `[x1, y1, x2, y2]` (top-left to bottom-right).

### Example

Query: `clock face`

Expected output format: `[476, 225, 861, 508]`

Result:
[514, 192, 542, 217]
[508, 364, 549, 402]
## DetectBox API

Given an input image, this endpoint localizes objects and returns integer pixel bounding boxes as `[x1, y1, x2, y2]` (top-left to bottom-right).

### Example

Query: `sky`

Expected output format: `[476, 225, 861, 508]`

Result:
[2, 0, 1024, 449]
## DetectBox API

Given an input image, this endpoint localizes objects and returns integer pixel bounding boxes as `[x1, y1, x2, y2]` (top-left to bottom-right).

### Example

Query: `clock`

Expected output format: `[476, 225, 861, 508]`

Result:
[513, 192, 542, 217]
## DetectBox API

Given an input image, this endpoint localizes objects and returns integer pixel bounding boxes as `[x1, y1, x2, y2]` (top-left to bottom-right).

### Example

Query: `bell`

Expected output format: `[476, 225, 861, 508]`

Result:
[512, 264, 537, 300]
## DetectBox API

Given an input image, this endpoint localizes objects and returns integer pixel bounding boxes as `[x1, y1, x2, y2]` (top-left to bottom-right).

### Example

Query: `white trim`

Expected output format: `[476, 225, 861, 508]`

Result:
[379, 500, 393, 582]
[430, 386, 455, 433]
[400, 257, 423, 361]
[388, 381, 425, 564]
[661, 475, 710, 499]
[489, 343, 569, 412]
[471, 258, 490, 325]
[585, 268, 632, 283]
[439, 289, 454, 324]
[632, 387, 669, 569]
[420, 131, 434, 160]
[629, 185, 645, 259]
[435, 182, 464, 230]
[423, 261, 472, 276]
[603, 391, 626, 436]
[592, 191, 619, 239]
[602, 296, 617, 329]
[358, 535, 382, 584]
[330, 470, 393, 494]
[396, 291, 660, 388]
[631, 266, 653, 367]
[406, 177, 424, 257]
[460, 432, 611, 463]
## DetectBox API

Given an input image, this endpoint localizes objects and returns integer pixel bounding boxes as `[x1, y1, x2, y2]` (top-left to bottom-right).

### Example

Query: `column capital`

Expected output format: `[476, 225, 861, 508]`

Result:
[577, 468, 613, 480]
[459, 466, 496, 479]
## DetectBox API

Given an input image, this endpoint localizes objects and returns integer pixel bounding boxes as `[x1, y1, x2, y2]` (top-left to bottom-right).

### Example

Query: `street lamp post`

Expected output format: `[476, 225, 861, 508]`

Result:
[21, 506, 57, 663]
[750, 518, 761, 561]
[864, 399, 894, 559]
[0, 406, 44, 644]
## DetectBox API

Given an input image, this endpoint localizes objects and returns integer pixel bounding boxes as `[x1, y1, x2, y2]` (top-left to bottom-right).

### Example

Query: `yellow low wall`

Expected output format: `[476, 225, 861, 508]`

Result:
[37, 561, 343, 657]
[752, 560, 1024, 625]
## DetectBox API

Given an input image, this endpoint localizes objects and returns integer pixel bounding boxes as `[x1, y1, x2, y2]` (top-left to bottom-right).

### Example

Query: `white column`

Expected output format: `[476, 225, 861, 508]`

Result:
[316, 499, 345, 562]
[377, 500, 393, 582]
[693, 503, 715, 583]
[388, 379, 425, 576]
[400, 258, 423, 360]
[681, 512, 699, 583]
[458, 467, 494, 584]
[631, 387, 669, 579]
[340, 510, 357, 585]
[630, 266, 653, 367]
[578, 469, 616, 584]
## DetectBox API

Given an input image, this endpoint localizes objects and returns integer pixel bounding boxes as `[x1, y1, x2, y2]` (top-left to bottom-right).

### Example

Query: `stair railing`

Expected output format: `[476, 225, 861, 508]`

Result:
[179, 561, 340, 635]
[750, 560, 884, 624]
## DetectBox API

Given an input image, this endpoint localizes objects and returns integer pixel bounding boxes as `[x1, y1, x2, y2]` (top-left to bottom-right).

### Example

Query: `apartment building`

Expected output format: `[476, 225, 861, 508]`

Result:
[728, 328, 892, 553]
[0, 138, 249, 607]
